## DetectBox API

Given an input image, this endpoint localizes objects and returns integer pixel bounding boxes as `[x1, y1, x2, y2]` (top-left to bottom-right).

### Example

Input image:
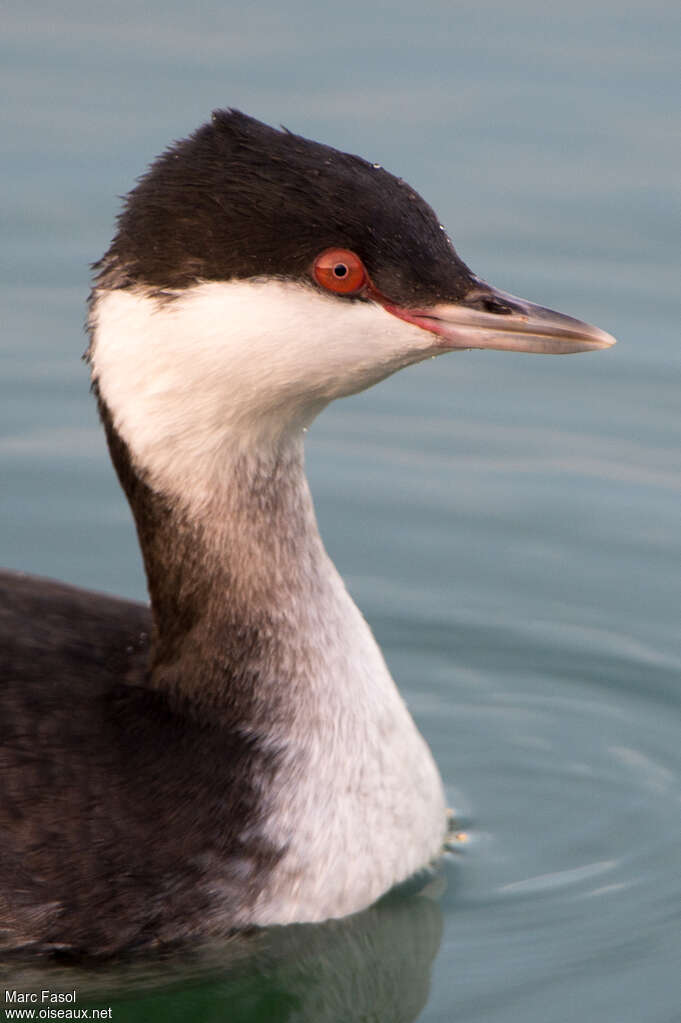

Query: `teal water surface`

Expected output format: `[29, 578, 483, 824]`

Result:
[2, 2, 680, 1021]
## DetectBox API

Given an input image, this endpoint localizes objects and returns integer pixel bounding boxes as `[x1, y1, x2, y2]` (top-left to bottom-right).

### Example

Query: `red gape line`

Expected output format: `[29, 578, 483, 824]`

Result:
[312, 247, 443, 340]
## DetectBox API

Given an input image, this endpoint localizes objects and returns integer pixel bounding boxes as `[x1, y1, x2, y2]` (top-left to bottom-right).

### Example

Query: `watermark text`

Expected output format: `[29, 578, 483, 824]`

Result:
[3, 990, 112, 1020]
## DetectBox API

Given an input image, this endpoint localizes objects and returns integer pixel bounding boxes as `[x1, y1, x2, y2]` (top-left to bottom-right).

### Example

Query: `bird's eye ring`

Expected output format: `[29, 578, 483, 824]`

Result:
[312, 249, 367, 295]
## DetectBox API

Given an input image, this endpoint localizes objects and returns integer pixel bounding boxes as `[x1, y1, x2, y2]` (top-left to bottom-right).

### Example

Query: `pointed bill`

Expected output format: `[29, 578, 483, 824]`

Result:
[385, 283, 617, 354]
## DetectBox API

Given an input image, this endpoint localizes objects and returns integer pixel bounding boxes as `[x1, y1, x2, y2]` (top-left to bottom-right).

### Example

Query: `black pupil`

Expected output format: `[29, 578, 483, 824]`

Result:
[333, 263, 348, 278]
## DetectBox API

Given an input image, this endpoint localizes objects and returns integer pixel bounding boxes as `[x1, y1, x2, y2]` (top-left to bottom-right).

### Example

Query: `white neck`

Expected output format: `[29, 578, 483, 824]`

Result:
[89, 280, 447, 924]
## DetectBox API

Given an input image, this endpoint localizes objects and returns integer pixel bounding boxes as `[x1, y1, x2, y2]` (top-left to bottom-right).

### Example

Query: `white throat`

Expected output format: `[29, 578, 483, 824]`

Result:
[89, 279, 433, 513]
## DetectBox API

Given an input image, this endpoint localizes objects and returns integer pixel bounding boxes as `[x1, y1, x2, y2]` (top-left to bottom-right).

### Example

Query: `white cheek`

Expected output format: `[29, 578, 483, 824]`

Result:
[89, 280, 433, 495]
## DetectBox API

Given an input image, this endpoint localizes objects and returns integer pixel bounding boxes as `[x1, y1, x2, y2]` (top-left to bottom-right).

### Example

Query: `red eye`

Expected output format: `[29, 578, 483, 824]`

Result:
[312, 248, 367, 295]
